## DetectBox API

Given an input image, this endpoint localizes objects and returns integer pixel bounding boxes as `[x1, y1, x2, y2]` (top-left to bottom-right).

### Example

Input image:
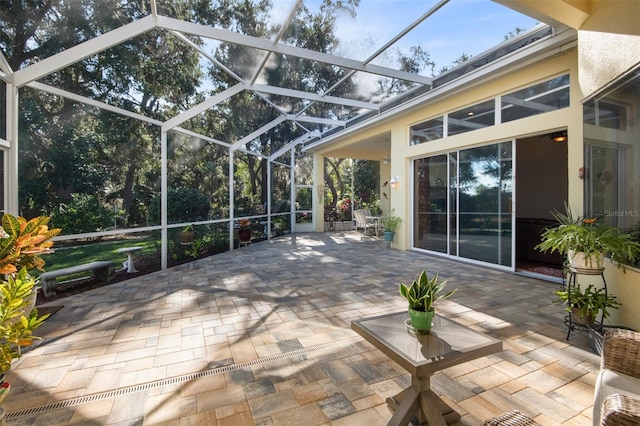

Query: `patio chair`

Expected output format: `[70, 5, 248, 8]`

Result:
[593, 328, 640, 425]
[354, 209, 376, 236]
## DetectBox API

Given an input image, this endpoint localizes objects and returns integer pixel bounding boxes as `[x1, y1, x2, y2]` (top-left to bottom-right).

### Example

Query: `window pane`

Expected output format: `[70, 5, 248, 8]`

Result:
[414, 155, 448, 253]
[448, 100, 495, 136]
[583, 68, 640, 250]
[597, 101, 627, 130]
[458, 142, 512, 266]
[410, 117, 443, 145]
[501, 74, 570, 123]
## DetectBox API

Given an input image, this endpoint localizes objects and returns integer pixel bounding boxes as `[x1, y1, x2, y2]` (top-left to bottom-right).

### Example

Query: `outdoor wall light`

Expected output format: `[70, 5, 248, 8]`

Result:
[382, 156, 391, 165]
[389, 176, 399, 189]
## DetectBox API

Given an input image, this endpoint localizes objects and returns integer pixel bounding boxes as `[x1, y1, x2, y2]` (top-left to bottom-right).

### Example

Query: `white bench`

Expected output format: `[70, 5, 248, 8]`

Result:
[40, 261, 115, 297]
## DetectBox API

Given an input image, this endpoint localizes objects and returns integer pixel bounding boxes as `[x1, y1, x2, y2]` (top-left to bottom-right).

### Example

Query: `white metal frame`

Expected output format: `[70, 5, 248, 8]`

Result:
[1, 1, 563, 269]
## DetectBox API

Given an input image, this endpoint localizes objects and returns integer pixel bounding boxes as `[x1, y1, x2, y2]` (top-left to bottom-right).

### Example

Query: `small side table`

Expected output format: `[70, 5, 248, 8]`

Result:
[116, 246, 143, 273]
[352, 312, 502, 425]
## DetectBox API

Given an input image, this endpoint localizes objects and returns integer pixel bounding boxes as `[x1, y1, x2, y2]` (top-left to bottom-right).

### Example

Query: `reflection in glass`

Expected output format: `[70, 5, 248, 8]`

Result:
[583, 68, 639, 238]
[449, 153, 458, 256]
[458, 143, 512, 266]
[501, 74, 569, 123]
[414, 142, 513, 267]
[448, 100, 494, 136]
[410, 117, 444, 145]
[414, 155, 448, 253]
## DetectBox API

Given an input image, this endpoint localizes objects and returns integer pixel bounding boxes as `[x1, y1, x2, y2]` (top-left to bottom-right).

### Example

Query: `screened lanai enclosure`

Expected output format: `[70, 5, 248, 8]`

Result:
[0, 0, 539, 271]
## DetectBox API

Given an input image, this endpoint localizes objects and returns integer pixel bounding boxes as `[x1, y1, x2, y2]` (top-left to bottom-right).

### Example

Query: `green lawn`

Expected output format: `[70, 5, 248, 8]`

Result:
[38, 237, 159, 280]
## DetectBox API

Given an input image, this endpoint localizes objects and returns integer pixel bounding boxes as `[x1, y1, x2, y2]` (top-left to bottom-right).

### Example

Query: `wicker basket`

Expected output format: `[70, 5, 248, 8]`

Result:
[483, 410, 539, 426]
[601, 394, 640, 426]
[589, 325, 636, 356]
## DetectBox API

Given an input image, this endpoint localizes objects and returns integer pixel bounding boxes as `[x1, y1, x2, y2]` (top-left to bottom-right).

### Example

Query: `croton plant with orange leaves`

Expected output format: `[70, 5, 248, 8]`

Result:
[0, 214, 60, 275]
[0, 214, 60, 375]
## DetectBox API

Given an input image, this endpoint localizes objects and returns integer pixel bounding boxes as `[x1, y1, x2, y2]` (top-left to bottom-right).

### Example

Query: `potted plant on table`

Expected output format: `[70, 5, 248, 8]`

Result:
[535, 203, 640, 270]
[553, 284, 619, 326]
[0, 214, 60, 419]
[399, 270, 456, 333]
[381, 212, 402, 242]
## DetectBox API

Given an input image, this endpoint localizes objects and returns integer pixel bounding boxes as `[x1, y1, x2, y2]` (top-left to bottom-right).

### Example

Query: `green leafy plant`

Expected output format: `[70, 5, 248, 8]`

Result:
[399, 270, 456, 312]
[381, 212, 402, 232]
[272, 216, 287, 236]
[535, 203, 640, 268]
[50, 193, 113, 234]
[0, 213, 60, 375]
[0, 214, 60, 275]
[0, 268, 50, 373]
[553, 284, 620, 322]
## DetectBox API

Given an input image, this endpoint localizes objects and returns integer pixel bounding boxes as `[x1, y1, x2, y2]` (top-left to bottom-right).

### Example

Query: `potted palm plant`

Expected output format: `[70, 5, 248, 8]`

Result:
[535, 203, 640, 270]
[399, 270, 456, 333]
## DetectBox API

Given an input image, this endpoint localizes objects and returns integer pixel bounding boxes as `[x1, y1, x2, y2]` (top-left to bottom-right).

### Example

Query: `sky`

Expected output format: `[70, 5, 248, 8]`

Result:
[272, 0, 541, 76]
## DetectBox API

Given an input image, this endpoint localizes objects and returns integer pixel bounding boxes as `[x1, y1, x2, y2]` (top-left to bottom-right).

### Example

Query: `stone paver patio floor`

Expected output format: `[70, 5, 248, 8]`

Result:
[6, 232, 600, 425]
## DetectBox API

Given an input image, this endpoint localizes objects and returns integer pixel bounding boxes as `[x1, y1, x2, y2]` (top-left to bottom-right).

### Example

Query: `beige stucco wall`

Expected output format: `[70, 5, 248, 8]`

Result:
[578, 0, 640, 99]
[602, 263, 640, 330]
[576, 0, 640, 331]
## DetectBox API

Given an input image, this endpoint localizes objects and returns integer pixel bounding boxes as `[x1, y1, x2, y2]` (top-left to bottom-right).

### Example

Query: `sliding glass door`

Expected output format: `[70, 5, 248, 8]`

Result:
[414, 141, 513, 268]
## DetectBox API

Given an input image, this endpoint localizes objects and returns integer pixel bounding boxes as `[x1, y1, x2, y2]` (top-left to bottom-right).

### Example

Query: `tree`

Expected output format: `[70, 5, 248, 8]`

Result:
[1, 1, 215, 223]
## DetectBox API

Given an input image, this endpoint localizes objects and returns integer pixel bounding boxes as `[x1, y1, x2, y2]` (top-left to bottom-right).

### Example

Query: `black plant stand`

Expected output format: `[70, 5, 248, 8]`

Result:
[564, 267, 606, 340]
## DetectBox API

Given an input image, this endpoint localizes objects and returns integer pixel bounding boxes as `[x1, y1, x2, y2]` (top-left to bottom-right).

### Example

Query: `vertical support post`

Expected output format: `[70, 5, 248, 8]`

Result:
[313, 153, 324, 232]
[229, 148, 235, 250]
[5, 82, 19, 214]
[266, 157, 271, 239]
[290, 147, 295, 232]
[160, 129, 168, 269]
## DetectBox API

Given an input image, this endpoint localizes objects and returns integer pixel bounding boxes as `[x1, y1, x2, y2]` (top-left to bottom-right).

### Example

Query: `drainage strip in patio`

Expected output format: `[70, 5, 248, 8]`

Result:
[7, 343, 331, 420]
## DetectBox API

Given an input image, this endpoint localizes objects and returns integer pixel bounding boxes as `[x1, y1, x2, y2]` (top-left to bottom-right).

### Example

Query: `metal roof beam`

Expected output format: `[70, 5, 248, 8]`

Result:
[162, 83, 244, 131]
[157, 16, 432, 86]
[172, 126, 231, 148]
[250, 84, 378, 110]
[171, 31, 288, 115]
[14, 15, 157, 87]
[0, 50, 12, 77]
[269, 131, 319, 161]
[27, 81, 163, 126]
[231, 116, 287, 150]
[285, 114, 343, 127]
[249, 0, 302, 86]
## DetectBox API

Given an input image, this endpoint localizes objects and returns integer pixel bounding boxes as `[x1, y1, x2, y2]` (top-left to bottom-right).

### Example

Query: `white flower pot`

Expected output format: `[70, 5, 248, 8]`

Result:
[568, 250, 605, 270]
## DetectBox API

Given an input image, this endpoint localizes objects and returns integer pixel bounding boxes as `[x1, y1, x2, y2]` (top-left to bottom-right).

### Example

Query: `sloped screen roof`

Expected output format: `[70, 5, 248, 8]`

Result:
[1, 0, 539, 158]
